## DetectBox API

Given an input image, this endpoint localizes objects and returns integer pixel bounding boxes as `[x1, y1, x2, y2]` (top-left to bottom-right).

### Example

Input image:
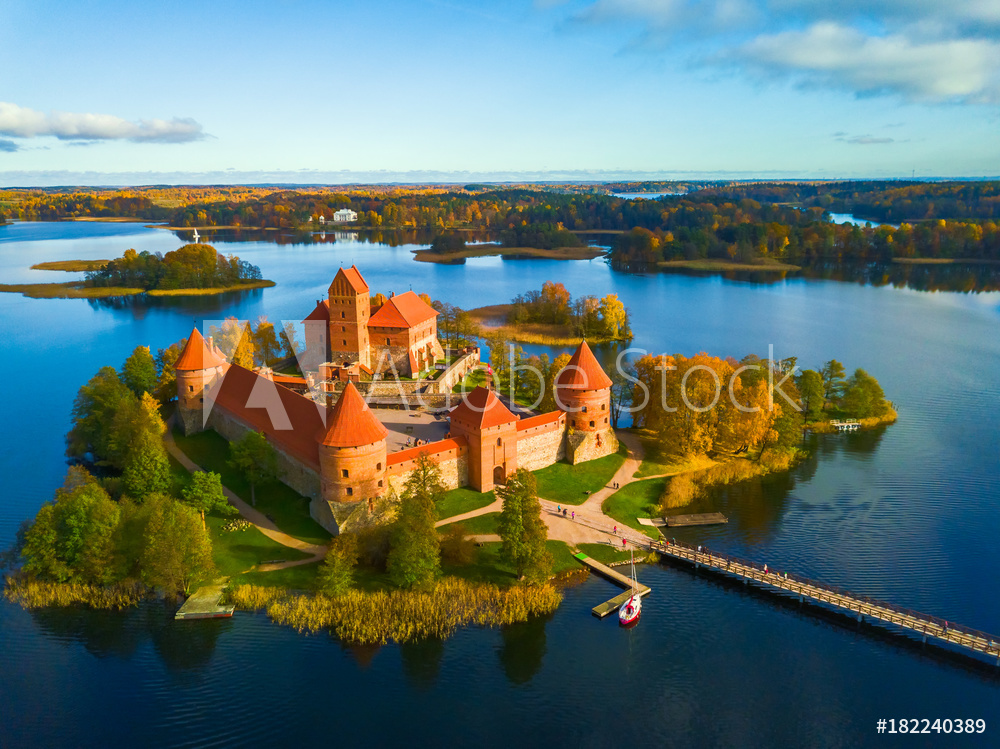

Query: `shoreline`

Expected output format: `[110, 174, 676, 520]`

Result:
[467, 303, 628, 346]
[658, 258, 801, 272]
[0, 279, 276, 300]
[413, 245, 606, 264]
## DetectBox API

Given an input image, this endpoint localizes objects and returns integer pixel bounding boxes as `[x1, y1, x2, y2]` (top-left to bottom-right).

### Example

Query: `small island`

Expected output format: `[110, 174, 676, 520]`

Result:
[413, 228, 605, 264]
[0, 243, 274, 299]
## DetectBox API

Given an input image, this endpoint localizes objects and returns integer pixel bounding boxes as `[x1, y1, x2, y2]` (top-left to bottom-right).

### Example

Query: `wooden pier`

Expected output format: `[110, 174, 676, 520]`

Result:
[665, 512, 728, 527]
[830, 419, 860, 431]
[641, 537, 1000, 664]
[175, 580, 234, 621]
[574, 552, 651, 618]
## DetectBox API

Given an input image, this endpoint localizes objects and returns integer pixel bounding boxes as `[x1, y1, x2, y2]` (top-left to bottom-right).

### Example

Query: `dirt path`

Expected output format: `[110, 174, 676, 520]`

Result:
[164, 420, 327, 570]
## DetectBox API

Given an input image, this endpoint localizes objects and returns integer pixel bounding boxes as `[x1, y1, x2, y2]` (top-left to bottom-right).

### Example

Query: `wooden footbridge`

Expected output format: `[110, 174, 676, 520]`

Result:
[641, 536, 1000, 665]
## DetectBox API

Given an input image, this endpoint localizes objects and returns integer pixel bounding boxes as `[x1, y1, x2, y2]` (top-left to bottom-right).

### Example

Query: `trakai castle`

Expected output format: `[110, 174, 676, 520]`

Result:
[176, 266, 618, 533]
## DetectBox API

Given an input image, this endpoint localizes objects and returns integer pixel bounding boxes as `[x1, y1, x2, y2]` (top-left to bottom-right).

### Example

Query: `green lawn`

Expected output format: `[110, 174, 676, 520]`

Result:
[438, 512, 499, 535]
[532, 442, 627, 505]
[230, 561, 321, 592]
[172, 427, 331, 546]
[577, 542, 633, 565]
[436, 486, 495, 520]
[206, 511, 312, 576]
[452, 367, 489, 393]
[602, 478, 665, 539]
[441, 540, 577, 586]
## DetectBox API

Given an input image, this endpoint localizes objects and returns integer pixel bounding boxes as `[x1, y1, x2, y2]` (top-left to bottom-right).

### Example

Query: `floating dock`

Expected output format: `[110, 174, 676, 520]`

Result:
[175, 580, 234, 620]
[573, 552, 651, 618]
[665, 512, 728, 527]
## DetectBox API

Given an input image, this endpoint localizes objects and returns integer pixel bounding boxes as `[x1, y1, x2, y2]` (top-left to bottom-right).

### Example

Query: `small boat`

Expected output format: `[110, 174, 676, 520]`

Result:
[618, 549, 642, 627]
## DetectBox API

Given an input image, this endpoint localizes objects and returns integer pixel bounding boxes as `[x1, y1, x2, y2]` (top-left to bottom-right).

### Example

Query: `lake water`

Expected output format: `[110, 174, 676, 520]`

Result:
[827, 212, 900, 229]
[1, 221, 999, 748]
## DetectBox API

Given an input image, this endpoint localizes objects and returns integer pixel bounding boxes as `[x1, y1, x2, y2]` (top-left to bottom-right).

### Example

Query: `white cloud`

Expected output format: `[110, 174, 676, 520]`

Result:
[0, 102, 205, 143]
[732, 23, 1000, 103]
[567, 0, 1000, 104]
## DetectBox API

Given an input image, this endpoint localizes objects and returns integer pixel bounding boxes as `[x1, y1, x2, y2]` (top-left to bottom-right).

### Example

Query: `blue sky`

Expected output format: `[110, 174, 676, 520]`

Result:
[1, 0, 998, 185]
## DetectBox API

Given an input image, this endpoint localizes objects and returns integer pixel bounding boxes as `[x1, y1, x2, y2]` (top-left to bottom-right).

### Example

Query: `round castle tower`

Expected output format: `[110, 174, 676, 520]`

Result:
[317, 382, 388, 505]
[175, 327, 228, 435]
[555, 340, 617, 463]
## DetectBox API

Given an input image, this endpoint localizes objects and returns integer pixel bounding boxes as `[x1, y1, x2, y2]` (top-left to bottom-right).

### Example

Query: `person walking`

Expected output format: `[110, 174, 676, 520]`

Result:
[572, 510, 575, 521]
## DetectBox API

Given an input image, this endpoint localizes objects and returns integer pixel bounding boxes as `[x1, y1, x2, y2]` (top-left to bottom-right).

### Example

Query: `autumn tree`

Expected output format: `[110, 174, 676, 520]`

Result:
[253, 316, 281, 365]
[387, 453, 442, 589]
[318, 534, 359, 596]
[796, 369, 826, 421]
[140, 494, 215, 596]
[228, 431, 279, 506]
[20, 468, 121, 584]
[121, 345, 157, 396]
[497, 469, 551, 583]
[182, 471, 236, 529]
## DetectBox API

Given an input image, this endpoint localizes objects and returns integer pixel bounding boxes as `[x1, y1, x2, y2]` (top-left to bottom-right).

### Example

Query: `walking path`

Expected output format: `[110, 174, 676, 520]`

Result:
[163, 420, 327, 570]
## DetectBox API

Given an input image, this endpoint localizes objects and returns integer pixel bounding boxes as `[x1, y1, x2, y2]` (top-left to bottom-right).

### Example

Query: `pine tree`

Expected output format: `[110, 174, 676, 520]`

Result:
[497, 469, 551, 583]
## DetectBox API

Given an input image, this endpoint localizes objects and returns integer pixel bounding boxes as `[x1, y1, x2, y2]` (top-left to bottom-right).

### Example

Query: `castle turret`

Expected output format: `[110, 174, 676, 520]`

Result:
[175, 327, 228, 435]
[555, 341, 617, 463]
[328, 265, 371, 370]
[449, 386, 518, 492]
[317, 382, 388, 505]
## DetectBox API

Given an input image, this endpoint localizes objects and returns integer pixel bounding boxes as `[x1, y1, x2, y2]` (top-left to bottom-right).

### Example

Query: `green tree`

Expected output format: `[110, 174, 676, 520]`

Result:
[122, 430, 172, 500]
[20, 468, 121, 584]
[154, 340, 185, 403]
[841, 368, 889, 418]
[796, 369, 826, 421]
[820, 359, 847, 402]
[497, 469, 551, 583]
[228, 431, 279, 506]
[67, 366, 136, 464]
[121, 345, 157, 397]
[387, 454, 442, 589]
[140, 494, 215, 595]
[182, 471, 236, 529]
[318, 534, 358, 596]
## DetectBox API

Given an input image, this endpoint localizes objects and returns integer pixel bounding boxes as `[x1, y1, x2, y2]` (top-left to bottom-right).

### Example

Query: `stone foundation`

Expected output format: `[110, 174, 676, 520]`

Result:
[566, 427, 618, 465]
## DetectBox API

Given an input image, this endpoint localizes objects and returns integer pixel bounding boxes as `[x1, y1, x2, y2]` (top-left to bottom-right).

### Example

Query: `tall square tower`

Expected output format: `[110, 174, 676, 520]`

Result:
[328, 265, 371, 369]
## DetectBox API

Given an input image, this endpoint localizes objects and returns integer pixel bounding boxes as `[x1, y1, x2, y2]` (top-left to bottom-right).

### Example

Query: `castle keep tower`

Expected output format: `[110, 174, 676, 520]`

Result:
[317, 382, 388, 506]
[175, 327, 228, 435]
[449, 386, 518, 492]
[555, 340, 618, 463]
[327, 265, 371, 370]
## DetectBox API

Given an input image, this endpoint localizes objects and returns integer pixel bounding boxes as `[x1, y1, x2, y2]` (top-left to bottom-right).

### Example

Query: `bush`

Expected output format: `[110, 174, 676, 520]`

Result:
[440, 523, 475, 565]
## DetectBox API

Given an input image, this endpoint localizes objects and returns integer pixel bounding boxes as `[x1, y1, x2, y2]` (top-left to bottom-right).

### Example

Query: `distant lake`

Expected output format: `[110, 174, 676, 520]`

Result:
[1, 221, 998, 747]
[611, 192, 684, 200]
[828, 212, 900, 229]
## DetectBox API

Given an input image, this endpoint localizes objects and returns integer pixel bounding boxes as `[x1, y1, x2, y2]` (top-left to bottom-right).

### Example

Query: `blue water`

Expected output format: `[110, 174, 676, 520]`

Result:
[1, 221, 998, 748]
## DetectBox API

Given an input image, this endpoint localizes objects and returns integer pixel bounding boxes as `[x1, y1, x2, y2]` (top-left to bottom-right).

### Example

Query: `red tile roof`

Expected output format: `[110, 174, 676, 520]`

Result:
[319, 382, 388, 447]
[175, 327, 227, 371]
[303, 299, 329, 322]
[555, 340, 612, 390]
[386, 437, 467, 468]
[369, 291, 438, 329]
[330, 265, 369, 294]
[516, 410, 564, 431]
[210, 364, 325, 469]
[450, 386, 517, 430]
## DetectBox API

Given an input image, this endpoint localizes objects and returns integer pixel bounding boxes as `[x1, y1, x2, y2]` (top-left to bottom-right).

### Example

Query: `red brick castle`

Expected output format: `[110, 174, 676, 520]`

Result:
[176, 266, 618, 533]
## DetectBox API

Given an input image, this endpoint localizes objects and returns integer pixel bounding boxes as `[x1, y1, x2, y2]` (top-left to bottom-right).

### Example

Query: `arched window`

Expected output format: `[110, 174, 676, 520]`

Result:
[589, 420, 595, 428]
[497, 437, 502, 446]
[376, 462, 382, 471]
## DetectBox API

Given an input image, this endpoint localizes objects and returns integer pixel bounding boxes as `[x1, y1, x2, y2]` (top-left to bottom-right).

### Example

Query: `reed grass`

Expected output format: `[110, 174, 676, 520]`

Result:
[31, 259, 110, 271]
[4, 575, 146, 610]
[228, 577, 562, 644]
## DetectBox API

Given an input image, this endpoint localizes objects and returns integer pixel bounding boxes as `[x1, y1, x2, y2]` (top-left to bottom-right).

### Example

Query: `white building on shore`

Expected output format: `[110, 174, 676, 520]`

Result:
[333, 209, 358, 223]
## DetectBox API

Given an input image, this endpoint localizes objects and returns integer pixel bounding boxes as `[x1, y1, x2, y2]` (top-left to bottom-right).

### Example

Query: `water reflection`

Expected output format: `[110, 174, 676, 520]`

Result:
[399, 637, 445, 690]
[497, 614, 551, 685]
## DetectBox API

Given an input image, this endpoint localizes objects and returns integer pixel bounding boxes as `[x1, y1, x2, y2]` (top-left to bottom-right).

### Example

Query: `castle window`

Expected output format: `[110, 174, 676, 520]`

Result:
[582, 405, 588, 413]
[346, 487, 353, 497]
[385, 338, 390, 346]
[376, 462, 382, 470]
[342, 311, 346, 318]
[590, 421, 595, 428]
[342, 326, 346, 332]
[602, 404, 606, 410]
[343, 340, 347, 346]
[378, 480, 383, 488]
[497, 437, 502, 446]
[342, 469, 349, 478]
[188, 385, 194, 392]
[604, 417, 608, 424]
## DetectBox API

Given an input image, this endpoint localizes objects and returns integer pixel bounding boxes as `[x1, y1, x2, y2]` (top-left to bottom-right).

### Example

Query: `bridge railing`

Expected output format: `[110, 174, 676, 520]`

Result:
[646, 537, 1000, 652]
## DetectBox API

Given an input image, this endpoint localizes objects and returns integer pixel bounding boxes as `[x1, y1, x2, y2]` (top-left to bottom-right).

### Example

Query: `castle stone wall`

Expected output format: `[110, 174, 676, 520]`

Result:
[515, 414, 567, 471]
[566, 427, 618, 465]
[207, 406, 321, 500]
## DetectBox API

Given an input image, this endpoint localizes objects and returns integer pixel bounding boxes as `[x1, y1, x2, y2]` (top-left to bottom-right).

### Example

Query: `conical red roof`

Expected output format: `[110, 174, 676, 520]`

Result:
[555, 340, 612, 390]
[450, 386, 517, 429]
[175, 327, 227, 371]
[319, 382, 388, 447]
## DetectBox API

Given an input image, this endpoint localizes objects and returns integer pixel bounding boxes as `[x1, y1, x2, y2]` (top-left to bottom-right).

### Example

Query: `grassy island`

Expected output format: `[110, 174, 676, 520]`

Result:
[2, 244, 274, 299]
[413, 244, 604, 264]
